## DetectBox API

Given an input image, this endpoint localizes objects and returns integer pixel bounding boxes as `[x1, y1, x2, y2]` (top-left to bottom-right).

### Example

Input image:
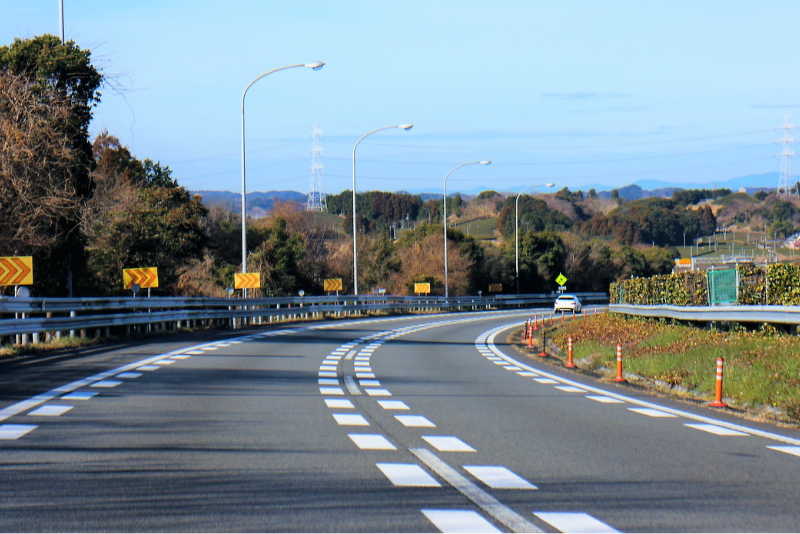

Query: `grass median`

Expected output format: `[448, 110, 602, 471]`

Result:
[519, 313, 800, 425]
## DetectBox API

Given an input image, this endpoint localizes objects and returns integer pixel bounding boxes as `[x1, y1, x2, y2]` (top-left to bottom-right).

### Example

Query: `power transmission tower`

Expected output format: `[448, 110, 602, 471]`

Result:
[307, 124, 327, 212]
[777, 116, 795, 197]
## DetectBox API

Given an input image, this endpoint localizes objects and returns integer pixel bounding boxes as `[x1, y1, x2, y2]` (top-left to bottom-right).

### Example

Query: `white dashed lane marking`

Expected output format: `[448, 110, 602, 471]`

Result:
[517, 371, 539, 377]
[629, 408, 677, 418]
[318, 379, 339, 385]
[396, 415, 436, 427]
[170, 355, 191, 360]
[28, 405, 73, 417]
[533, 378, 559, 384]
[136, 365, 160, 371]
[91, 381, 121, 388]
[378, 400, 409, 410]
[422, 436, 476, 452]
[365, 388, 392, 396]
[62, 391, 97, 400]
[555, 386, 586, 393]
[360, 380, 381, 387]
[534, 512, 619, 533]
[332, 414, 369, 426]
[319, 371, 337, 378]
[356, 372, 375, 378]
[324, 399, 354, 409]
[376, 463, 441, 487]
[0, 424, 37, 440]
[685, 423, 749, 436]
[186, 350, 205, 355]
[586, 395, 625, 404]
[117, 372, 142, 379]
[463, 466, 537, 490]
[422, 510, 501, 533]
[320, 387, 344, 396]
[768, 445, 800, 457]
[349, 434, 397, 450]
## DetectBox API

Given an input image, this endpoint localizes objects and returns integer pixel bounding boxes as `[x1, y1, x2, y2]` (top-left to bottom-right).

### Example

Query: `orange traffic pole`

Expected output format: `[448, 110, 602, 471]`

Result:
[594, 307, 597, 315]
[533, 314, 538, 331]
[527, 325, 534, 348]
[538, 329, 548, 358]
[549, 314, 554, 326]
[709, 357, 728, 408]
[583, 308, 586, 318]
[565, 336, 576, 368]
[572, 309, 576, 321]
[612, 344, 627, 382]
[561, 311, 565, 324]
[523, 319, 528, 339]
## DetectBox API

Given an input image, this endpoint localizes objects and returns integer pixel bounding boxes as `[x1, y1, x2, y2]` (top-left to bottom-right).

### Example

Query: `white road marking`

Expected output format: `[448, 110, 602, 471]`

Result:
[685, 423, 749, 436]
[533, 512, 619, 533]
[411, 448, 542, 533]
[116, 372, 142, 379]
[555, 386, 587, 393]
[517, 371, 539, 377]
[586, 395, 625, 404]
[201, 347, 217, 351]
[322, 359, 339, 365]
[356, 372, 376, 378]
[376, 463, 441, 487]
[28, 405, 73, 417]
[344, 376, 362, 395]
[396, 415, 436, 427]
[493, 361, 509, 366]
[62, 391, 97, 400]
[154, 359, 176, 365]
[365, 388, 392, 396]
[136, 365, 160, 371]
[629, 408, 678, 418]
[215, 343, 231, 347]
[170, 355, 191, 359]
[767, 445, 800, 457]
[186, 350, 204, 355]
[345, 350, 357, 360]
[349, 434, 397, 450]
[319, 365, 337, 371]
[320, 387, 344, 396]
[325, 399, 354, 409]
[378, 400, 409, 410]
[422, 436, 476, 452]
[354, 362, 370, 367]
[318, 379, 339, 385]
[91, 381, 122, 388]
[319, 371, 337, 378]
[463, 466, 537, 489]
[360, 380, 381, 387]
[422, 510, 501, 533]
[0, 424, 37, 440]
[503, 366, 522, 371]
[332, 413, 369, 426]
[533, 378, 559, 384]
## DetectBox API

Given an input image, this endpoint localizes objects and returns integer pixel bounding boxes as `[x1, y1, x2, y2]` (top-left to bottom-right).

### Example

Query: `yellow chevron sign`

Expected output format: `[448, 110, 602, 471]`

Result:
[323, 278, 343, 292]
[488, 283, 502, 293]
[235, 272, 261, 289]
[414, 283, 431, 294]
[123, 267, 159, 289]
[0, 256, 33, 286]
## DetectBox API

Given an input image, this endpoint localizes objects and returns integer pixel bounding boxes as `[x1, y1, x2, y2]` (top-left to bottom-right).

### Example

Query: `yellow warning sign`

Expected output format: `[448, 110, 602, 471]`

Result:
[414, 283, 431, 294]
[324, 278, 343, 292]
[0, 256, 33, 286]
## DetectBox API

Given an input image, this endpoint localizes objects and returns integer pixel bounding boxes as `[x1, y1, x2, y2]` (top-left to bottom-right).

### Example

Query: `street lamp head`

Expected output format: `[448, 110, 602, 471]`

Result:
[399, 124, 413, 130]
[305, 61, 325, 70]
[480, 160, 491, 165]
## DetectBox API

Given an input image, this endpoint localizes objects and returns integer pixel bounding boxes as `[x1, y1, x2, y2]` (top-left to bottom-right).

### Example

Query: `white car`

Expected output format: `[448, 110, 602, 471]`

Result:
[554, 294, 582, 313]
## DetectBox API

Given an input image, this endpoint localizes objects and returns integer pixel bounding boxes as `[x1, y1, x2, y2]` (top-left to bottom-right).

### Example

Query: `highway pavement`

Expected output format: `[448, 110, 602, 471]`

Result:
[1, 309, 800, 532]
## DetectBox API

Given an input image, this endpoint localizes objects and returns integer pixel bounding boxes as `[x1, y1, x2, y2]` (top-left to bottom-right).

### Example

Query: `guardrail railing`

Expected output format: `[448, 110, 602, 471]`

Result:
[1, 293, 609, 345]
[610, 303, 800, 326]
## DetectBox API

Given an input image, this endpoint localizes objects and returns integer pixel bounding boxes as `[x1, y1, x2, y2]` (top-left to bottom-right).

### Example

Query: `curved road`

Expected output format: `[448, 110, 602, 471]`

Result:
[1, 309, 799, 532]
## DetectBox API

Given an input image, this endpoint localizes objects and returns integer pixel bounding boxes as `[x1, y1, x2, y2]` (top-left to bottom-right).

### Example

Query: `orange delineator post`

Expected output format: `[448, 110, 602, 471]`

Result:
[549, 314, 554, 326]
[538, 331, 548, 357]
[612, 344, 627, 382]
[565, 336, 576, 368]
[709, 357, 728, 408]
[527, 325, 534, 348]
[594, 307, 597, 315]
[583, 308, 586, 318]
[533, 314, 538, 331]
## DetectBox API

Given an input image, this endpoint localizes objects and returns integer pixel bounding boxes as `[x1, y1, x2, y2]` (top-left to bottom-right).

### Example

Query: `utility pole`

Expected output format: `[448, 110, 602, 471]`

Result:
[777, 116, 795, 197]
[58, 0, 64, 42]
[307, 124, 327, 212]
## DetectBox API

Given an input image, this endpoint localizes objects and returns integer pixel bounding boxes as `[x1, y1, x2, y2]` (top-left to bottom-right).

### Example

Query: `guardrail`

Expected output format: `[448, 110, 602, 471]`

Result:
[610, 304, 800, 326]
[1, 293, 609, 344]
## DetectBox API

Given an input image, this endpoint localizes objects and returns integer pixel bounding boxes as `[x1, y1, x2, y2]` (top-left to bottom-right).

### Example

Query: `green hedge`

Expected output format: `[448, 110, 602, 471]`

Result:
[610, 263, 800, 306]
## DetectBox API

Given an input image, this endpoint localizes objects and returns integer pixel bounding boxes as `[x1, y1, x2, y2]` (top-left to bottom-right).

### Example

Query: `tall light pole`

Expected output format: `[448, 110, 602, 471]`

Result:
[352, 124, 413, 296]
[58, 0, 65, 42]
[240, 62, 323, 296]
[443, 161, 491, 298]
[516, 183, 555, 294]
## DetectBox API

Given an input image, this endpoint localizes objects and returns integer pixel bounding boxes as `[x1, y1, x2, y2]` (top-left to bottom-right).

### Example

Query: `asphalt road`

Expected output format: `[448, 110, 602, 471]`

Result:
[1, 309, 800, 532]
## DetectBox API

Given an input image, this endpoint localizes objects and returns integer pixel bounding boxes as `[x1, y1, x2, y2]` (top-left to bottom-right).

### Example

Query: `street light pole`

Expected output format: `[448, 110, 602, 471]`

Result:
[443, 161, 491, 298]
[516, 183, 555, 294]
[351, 124, 413, 296]
[240, 62, 323, 297]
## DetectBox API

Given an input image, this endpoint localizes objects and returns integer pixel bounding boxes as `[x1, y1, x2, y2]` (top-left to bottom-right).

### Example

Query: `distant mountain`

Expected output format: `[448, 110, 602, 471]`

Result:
[193, 190, 306, 218]
[597, 184, 683, 201]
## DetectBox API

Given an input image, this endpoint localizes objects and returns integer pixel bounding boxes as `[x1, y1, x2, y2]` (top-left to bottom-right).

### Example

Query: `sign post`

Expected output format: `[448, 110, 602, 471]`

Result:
[414, 283, 431, 296]
[324, 278, 343, 296]
[555, 273, 568, 293]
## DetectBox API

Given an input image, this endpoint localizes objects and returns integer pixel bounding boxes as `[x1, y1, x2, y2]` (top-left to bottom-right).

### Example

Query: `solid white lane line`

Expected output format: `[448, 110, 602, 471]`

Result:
[91, 381, 122, 388]
[396, 415, 436, 427]
[345, 350, 357, 360]
[325, 399, 354, 409]
[349, 434, 397, 450]
[533, 512, 619, 533]
[319, 371, 337, 378]
[378, 400, 409, 410]
[318, 379, 339, 385]
[332, 413, 369, 426]
[116, 372, 142, 379]
[586, 395, 625, 404]
[411, 448, 542, 533]
[62, 391, 97, 400]
[555, 386, 587, 393]
[533, 378, 559, 384]
[422, 436, 476, 452]
[628, 408, 677, 418]
[0, 424, 37, 440]
[365, 388, 392, 396]
[376, 463, 441, 487]
[360, 379, 381, 387]
[28, 405, 73, 417]
[422, 510, 501, 533]
[685, 423, 749, 436]
[136, 365, 160, 371]
[344, 376, 362, 396]
[463, 466, 537, 490]
[356, 372, 376, 379]
[767, 445, 800, 457]
[320, 387, 344, 396]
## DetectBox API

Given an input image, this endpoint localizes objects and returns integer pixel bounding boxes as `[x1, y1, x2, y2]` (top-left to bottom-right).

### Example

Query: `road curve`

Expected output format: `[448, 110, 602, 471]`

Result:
[1, 309, 799, 532]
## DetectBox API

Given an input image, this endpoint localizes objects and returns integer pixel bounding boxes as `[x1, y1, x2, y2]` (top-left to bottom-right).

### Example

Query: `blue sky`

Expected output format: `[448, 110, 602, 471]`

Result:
[3, 1, 800, 194]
